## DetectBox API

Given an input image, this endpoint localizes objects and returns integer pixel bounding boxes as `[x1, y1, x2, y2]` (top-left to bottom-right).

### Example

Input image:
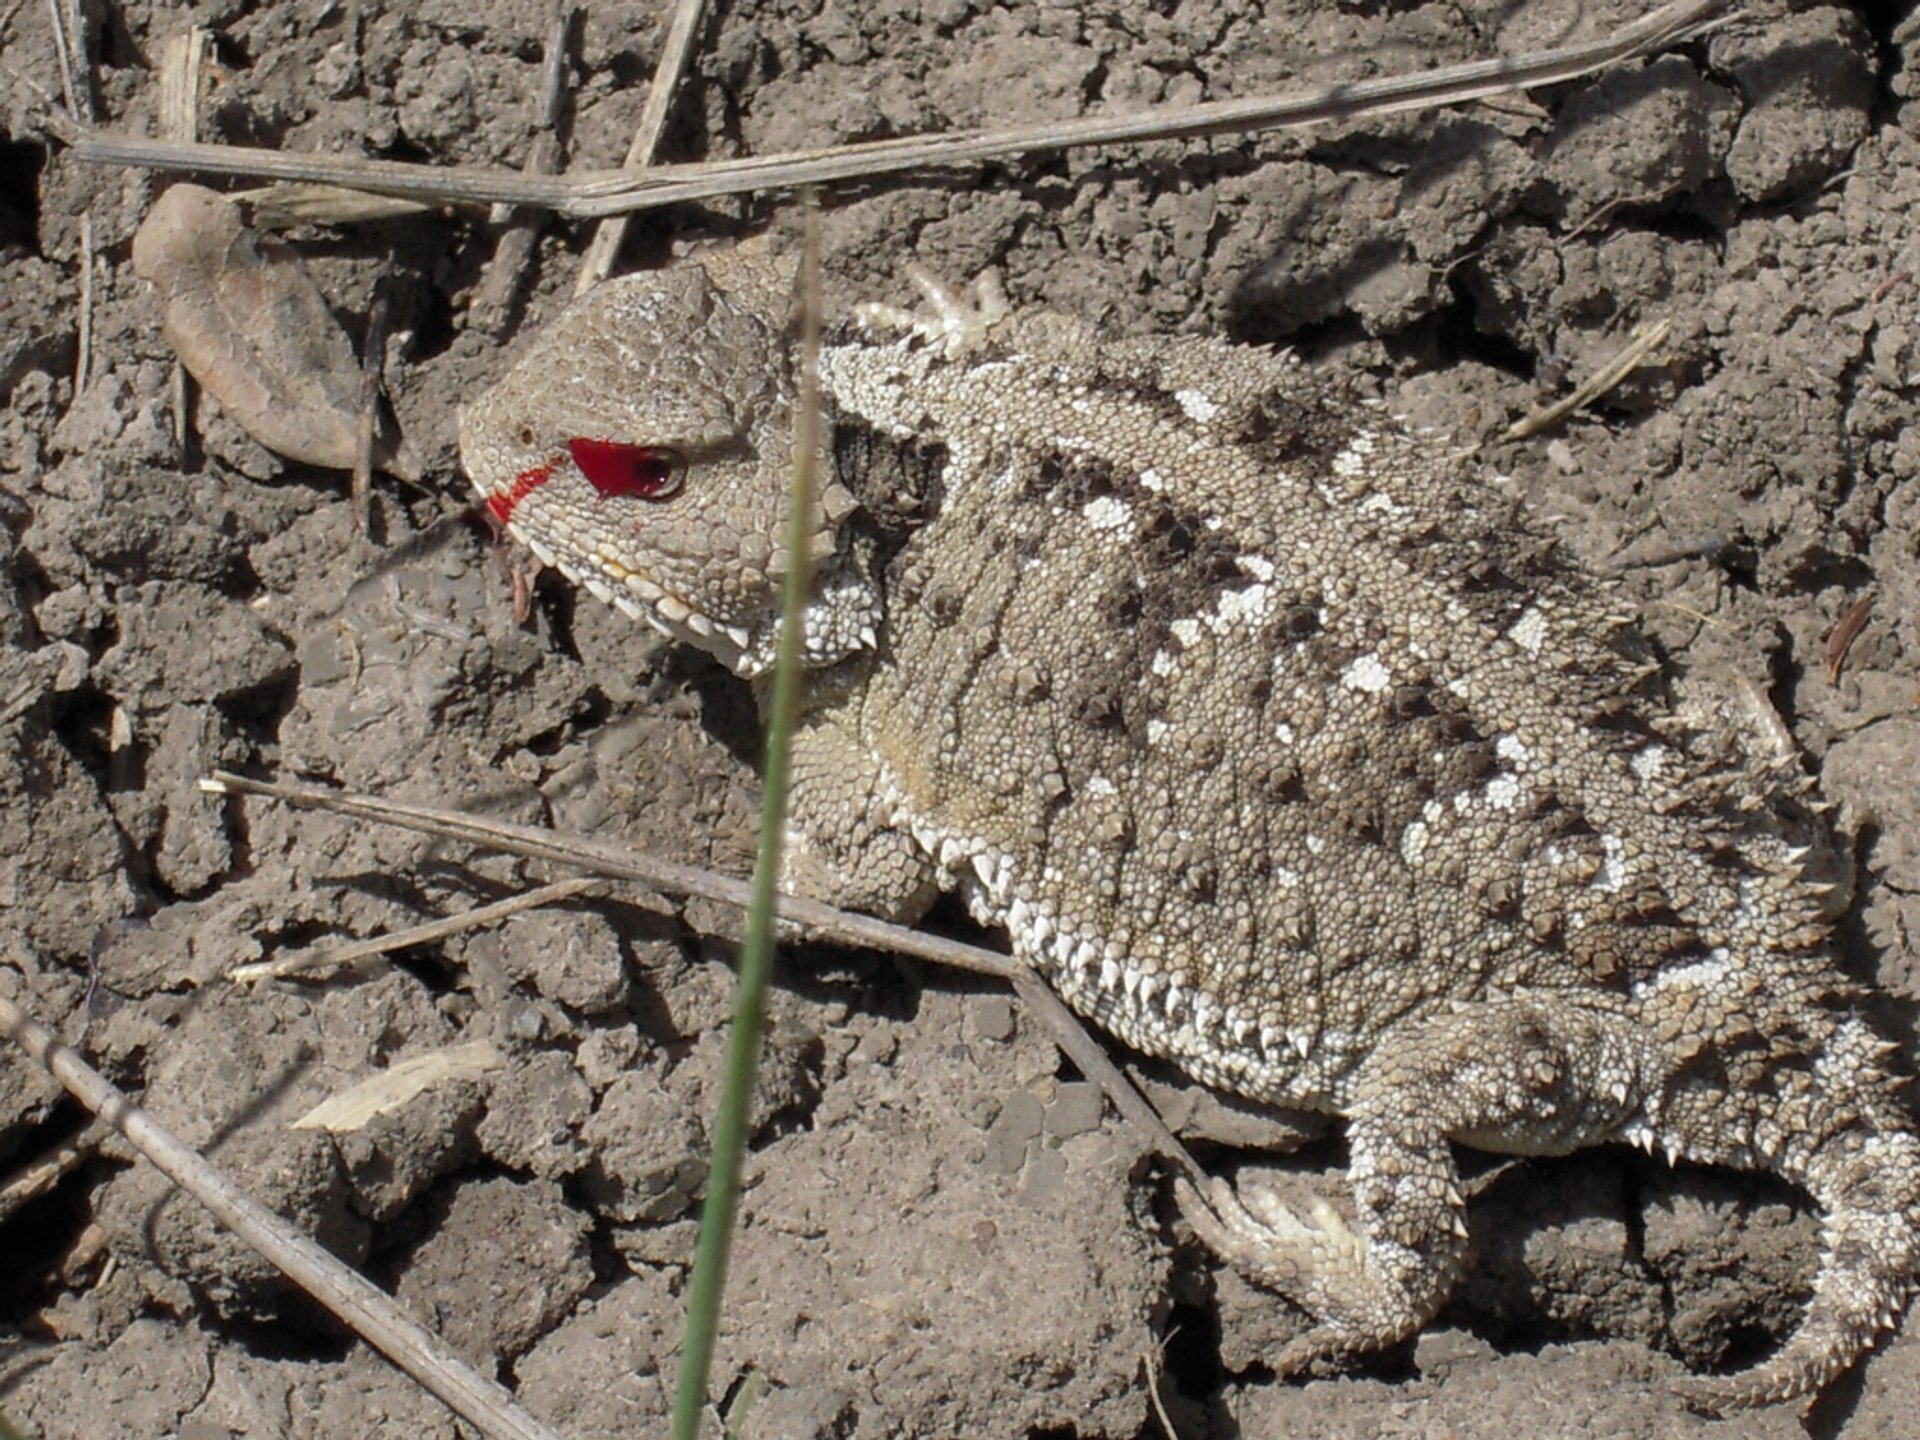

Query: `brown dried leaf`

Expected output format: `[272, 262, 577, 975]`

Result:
[131, 183, 417, 479]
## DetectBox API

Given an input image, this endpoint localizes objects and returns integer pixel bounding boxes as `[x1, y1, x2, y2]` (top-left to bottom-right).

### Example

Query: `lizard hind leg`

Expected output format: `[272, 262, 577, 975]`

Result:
[1180, 992, 1657, 1372]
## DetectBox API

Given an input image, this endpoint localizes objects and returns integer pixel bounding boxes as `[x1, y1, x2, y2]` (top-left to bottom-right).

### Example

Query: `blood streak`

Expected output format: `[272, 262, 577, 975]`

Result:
[487, 440, 683, 528]
[486, 460, 555, 526]
[566, 438, 685, 500]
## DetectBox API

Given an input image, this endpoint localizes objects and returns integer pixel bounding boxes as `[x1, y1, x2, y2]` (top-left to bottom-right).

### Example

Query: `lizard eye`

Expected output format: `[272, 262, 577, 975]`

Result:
[567, 438, 687, 501]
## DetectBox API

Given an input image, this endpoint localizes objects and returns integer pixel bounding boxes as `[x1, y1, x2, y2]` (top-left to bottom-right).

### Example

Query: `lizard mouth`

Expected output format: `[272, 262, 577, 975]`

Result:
[515, 527, 757, 667]
[479, 443, 759, 668]
[478, 441, 878, 678]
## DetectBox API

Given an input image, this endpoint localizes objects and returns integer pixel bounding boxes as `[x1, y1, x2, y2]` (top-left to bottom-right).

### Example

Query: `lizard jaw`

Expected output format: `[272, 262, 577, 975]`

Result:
[514, 528, 757, 671]
[513, 527, 881, 682]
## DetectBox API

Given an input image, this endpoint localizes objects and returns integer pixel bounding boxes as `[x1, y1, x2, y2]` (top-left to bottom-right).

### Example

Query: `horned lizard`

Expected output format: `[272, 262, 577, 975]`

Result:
[458, 249, 1920, 1411]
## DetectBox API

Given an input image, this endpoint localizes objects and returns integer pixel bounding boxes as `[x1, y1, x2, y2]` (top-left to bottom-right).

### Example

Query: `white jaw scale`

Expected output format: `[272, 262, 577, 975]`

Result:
[517, 531, 757, 673]
[517, 528, 881, 681]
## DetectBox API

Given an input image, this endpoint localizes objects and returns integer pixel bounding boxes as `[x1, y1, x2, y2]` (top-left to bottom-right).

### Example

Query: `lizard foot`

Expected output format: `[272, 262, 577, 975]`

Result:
[1177, 1172, 1444, 1371]
[853, 268, 1012, 358]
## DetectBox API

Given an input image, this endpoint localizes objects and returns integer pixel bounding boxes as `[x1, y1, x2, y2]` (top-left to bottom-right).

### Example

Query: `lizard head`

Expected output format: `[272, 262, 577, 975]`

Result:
[458, 257, 875, 678]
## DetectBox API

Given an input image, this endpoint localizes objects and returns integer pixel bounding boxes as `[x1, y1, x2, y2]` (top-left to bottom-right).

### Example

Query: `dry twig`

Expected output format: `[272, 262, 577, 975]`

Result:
[201, 770, 1207, 1186]
[73, 0, 1731, 221]
[350, 288, 395, 532]
[73, 212, 92, 399]
[232, 875, 608, 983]
[1506, 318, 1675, 440]
[43, 0, 86, 124]
[574, 0, 713, 293]
[0, 1125, 102, 1224]
[1826, 592, 1874, 685]
[470, 4, 580, 332]
[156, 27, 217, 455]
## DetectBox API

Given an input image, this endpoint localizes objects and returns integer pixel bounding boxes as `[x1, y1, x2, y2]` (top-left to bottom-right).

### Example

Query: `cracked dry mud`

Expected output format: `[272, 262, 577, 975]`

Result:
[4, 1, 1920, 1436]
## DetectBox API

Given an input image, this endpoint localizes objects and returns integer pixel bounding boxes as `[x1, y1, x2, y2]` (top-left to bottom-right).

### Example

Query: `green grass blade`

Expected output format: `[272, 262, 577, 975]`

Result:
[670, 205, 824, 1440]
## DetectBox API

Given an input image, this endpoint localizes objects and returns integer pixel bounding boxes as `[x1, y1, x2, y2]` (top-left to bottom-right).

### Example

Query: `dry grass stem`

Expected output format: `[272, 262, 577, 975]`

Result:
[201, 770, 1209, 1185]
[231, 876, 609, 983]
[158, 28, 216, 456]
[574, 0, 714, 293]
[350, 288, 389, 531]
[73, 211, 91, 398]
[0, 1126, 102, 1224]
[156, 28, 214, 138]
[1506, 318, 1675, 439]
[203, 770, 1017, 976]
[43, 0, 85, 124]
[73, 0, 1729, 220]
[1825, 592, 1874, 685]
[1144, 1341, 1185, 1439]
[470, 4, 580, 332]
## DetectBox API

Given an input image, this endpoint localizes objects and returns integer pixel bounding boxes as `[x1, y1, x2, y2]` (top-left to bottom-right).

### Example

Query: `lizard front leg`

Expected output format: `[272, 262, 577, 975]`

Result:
[781, 716, 940, 925]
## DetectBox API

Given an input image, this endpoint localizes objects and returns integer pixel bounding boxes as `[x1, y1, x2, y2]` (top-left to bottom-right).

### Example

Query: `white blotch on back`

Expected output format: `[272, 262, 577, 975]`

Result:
[1331, 430, 1377, 478]
[1340, 653, 1393, 694]
[1175, 388, 1220, 422]
[1596, 834, 1627, 893]
[1214, 583, 1272, 626]
[1637, 948, 1734, 1002]
[1081, 494, 1134, 535]
[1507, 607, 1549, 656]
[1400, 819, 1430, 866]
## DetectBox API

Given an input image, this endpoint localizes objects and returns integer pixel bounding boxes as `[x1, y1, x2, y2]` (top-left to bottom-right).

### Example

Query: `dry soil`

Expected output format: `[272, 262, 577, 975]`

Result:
[4, 1, 1920, 1437]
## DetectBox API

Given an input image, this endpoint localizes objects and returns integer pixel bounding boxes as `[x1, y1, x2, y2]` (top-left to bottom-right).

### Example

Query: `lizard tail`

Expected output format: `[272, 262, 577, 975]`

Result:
[1670, 1037, 1920, 1413]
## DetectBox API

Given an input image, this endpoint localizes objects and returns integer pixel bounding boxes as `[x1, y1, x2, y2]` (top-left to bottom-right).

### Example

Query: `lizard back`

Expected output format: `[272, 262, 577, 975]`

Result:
[818, 309, 1828, 1108]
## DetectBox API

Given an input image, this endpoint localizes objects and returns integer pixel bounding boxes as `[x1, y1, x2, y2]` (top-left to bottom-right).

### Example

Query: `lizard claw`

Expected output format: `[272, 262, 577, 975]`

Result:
[853, 268, 1011, 357]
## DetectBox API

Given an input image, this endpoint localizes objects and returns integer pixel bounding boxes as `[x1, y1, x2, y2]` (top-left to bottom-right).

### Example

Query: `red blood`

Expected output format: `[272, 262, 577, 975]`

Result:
[567, 438, 685, 500]
[487, 462, 554, 525]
